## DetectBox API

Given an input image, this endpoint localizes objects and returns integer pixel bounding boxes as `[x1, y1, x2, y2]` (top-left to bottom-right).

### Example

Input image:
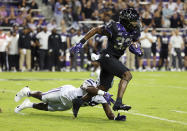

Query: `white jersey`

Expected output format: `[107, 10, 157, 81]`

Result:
[42, 84, 107, 111]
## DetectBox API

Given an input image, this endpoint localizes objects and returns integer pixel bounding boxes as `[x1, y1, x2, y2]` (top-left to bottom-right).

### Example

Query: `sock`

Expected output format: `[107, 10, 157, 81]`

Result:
[116, 97, 122, 104]
[33, 103, 48, 111]
[97, 90, 105, 96]
[29, 91, 38, 95]
[28, 91, 39, 97]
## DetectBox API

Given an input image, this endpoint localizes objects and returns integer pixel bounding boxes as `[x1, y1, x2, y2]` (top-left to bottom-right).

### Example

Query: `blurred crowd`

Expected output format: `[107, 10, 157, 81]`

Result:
[48, 0, 187, 28]
[0, 0, 186, 72]
[0, 0, 46, 28]
[0, 0, 186, 28]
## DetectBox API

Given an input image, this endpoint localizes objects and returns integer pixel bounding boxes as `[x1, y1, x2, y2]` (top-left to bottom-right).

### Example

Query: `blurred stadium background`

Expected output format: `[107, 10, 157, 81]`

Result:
[0, 0, 186, 72]
[0, 0, 187, 131]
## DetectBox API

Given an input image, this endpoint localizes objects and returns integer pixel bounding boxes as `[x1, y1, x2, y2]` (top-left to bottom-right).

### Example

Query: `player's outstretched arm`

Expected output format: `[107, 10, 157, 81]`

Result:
[102, 103, 126, 121]
[102, 103, 115, 120]
[71, 27, 110, 53]
[84, 26, 110, 41]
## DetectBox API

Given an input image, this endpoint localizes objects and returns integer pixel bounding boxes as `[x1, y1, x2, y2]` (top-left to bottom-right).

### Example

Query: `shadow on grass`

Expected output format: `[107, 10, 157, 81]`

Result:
[26, 111, 126, 125]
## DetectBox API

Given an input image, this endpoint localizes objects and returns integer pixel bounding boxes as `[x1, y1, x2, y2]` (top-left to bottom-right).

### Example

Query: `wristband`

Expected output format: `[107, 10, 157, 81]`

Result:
[80, 38, 86, 44]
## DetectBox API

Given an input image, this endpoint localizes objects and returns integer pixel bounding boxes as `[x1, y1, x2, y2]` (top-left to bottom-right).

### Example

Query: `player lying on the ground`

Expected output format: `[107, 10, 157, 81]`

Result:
[14, 79, 126, 121]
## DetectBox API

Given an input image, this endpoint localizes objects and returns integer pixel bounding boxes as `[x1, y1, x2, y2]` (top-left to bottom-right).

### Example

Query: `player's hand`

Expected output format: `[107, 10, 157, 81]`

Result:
[103, 92, 115, 105]
[129, 43, 143, 57]
[70, 42, 83, 53]
[114, 113, 126, 121]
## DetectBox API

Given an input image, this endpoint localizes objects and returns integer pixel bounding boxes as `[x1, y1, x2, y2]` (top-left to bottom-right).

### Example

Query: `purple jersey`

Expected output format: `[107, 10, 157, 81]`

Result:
[102, 21, 140, 59]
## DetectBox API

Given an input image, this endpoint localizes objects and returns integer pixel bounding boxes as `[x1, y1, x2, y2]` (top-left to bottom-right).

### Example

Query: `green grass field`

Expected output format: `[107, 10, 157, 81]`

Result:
[0, 72, 187, 131]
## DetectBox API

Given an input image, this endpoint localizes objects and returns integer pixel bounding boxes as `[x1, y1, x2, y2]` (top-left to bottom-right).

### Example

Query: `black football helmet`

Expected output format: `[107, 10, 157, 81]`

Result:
[119, 8, 140, 32]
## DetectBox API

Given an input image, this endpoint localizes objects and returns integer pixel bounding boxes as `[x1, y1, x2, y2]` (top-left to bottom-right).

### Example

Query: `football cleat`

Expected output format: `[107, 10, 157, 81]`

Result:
[113, 103, 131, 111]
[15, 86, 30, 102]
[72, 98, 84, 118]
[14, 99, 32, 113]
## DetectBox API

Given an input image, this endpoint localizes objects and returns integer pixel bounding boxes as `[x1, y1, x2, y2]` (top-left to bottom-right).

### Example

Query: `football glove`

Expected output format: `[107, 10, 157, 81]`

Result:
[129, 43, 144, 57]
[114, 113, 126, 121]
[70, 42, 83, 53]
[103, 92, 115, 105]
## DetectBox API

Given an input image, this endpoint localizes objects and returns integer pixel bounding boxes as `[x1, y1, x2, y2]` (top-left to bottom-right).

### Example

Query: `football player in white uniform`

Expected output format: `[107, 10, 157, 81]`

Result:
[14, 79, 126, 121]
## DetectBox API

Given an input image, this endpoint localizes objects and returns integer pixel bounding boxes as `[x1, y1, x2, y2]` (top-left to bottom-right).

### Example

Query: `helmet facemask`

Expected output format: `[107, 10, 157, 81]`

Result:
[119, 8, 140, 32]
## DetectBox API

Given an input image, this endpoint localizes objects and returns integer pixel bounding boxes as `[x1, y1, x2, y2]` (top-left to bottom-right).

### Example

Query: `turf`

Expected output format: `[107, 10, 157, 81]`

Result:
[0, 72, 187, 131]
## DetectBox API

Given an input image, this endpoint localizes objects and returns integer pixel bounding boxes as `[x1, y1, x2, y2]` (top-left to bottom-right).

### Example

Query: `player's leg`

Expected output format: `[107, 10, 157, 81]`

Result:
[15, 88, 64, 113]
[28, 88, 64, 112]
[15, 86, 43, 102]
[113, 71, 132, 111]
[15, 86, 31, 102]
[29, 91, 42, 100]
[33, 103, 48, 111]
[99, 56, 132, 111]
[15, 99, 48, 113]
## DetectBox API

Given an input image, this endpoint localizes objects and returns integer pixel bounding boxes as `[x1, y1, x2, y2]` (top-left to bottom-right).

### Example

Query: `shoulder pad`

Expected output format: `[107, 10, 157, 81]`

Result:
[104, 20, 117, 37]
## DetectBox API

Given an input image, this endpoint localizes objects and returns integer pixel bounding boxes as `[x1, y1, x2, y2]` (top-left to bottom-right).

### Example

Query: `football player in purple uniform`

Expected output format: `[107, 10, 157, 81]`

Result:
[71, 8, 143, 117]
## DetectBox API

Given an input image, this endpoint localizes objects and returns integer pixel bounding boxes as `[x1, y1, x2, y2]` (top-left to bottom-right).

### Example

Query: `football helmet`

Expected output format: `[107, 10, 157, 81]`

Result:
[119, 8, 140, 32]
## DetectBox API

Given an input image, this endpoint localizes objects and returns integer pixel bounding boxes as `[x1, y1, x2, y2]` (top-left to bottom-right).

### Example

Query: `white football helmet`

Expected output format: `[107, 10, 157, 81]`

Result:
[81, 79, 98, 90]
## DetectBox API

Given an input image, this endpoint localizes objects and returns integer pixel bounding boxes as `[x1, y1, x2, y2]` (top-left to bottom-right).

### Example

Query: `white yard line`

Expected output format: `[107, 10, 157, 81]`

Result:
[136, 84, 187, 90]
[170, 110, 187, 114]
[167, 86, 187, 90]
[125, 111, 187, 126]
[95, 106, 187, 126]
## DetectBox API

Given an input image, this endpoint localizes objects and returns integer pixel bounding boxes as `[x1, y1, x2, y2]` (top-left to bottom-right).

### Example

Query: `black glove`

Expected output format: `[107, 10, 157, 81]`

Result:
[114, 113, 126, 121]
